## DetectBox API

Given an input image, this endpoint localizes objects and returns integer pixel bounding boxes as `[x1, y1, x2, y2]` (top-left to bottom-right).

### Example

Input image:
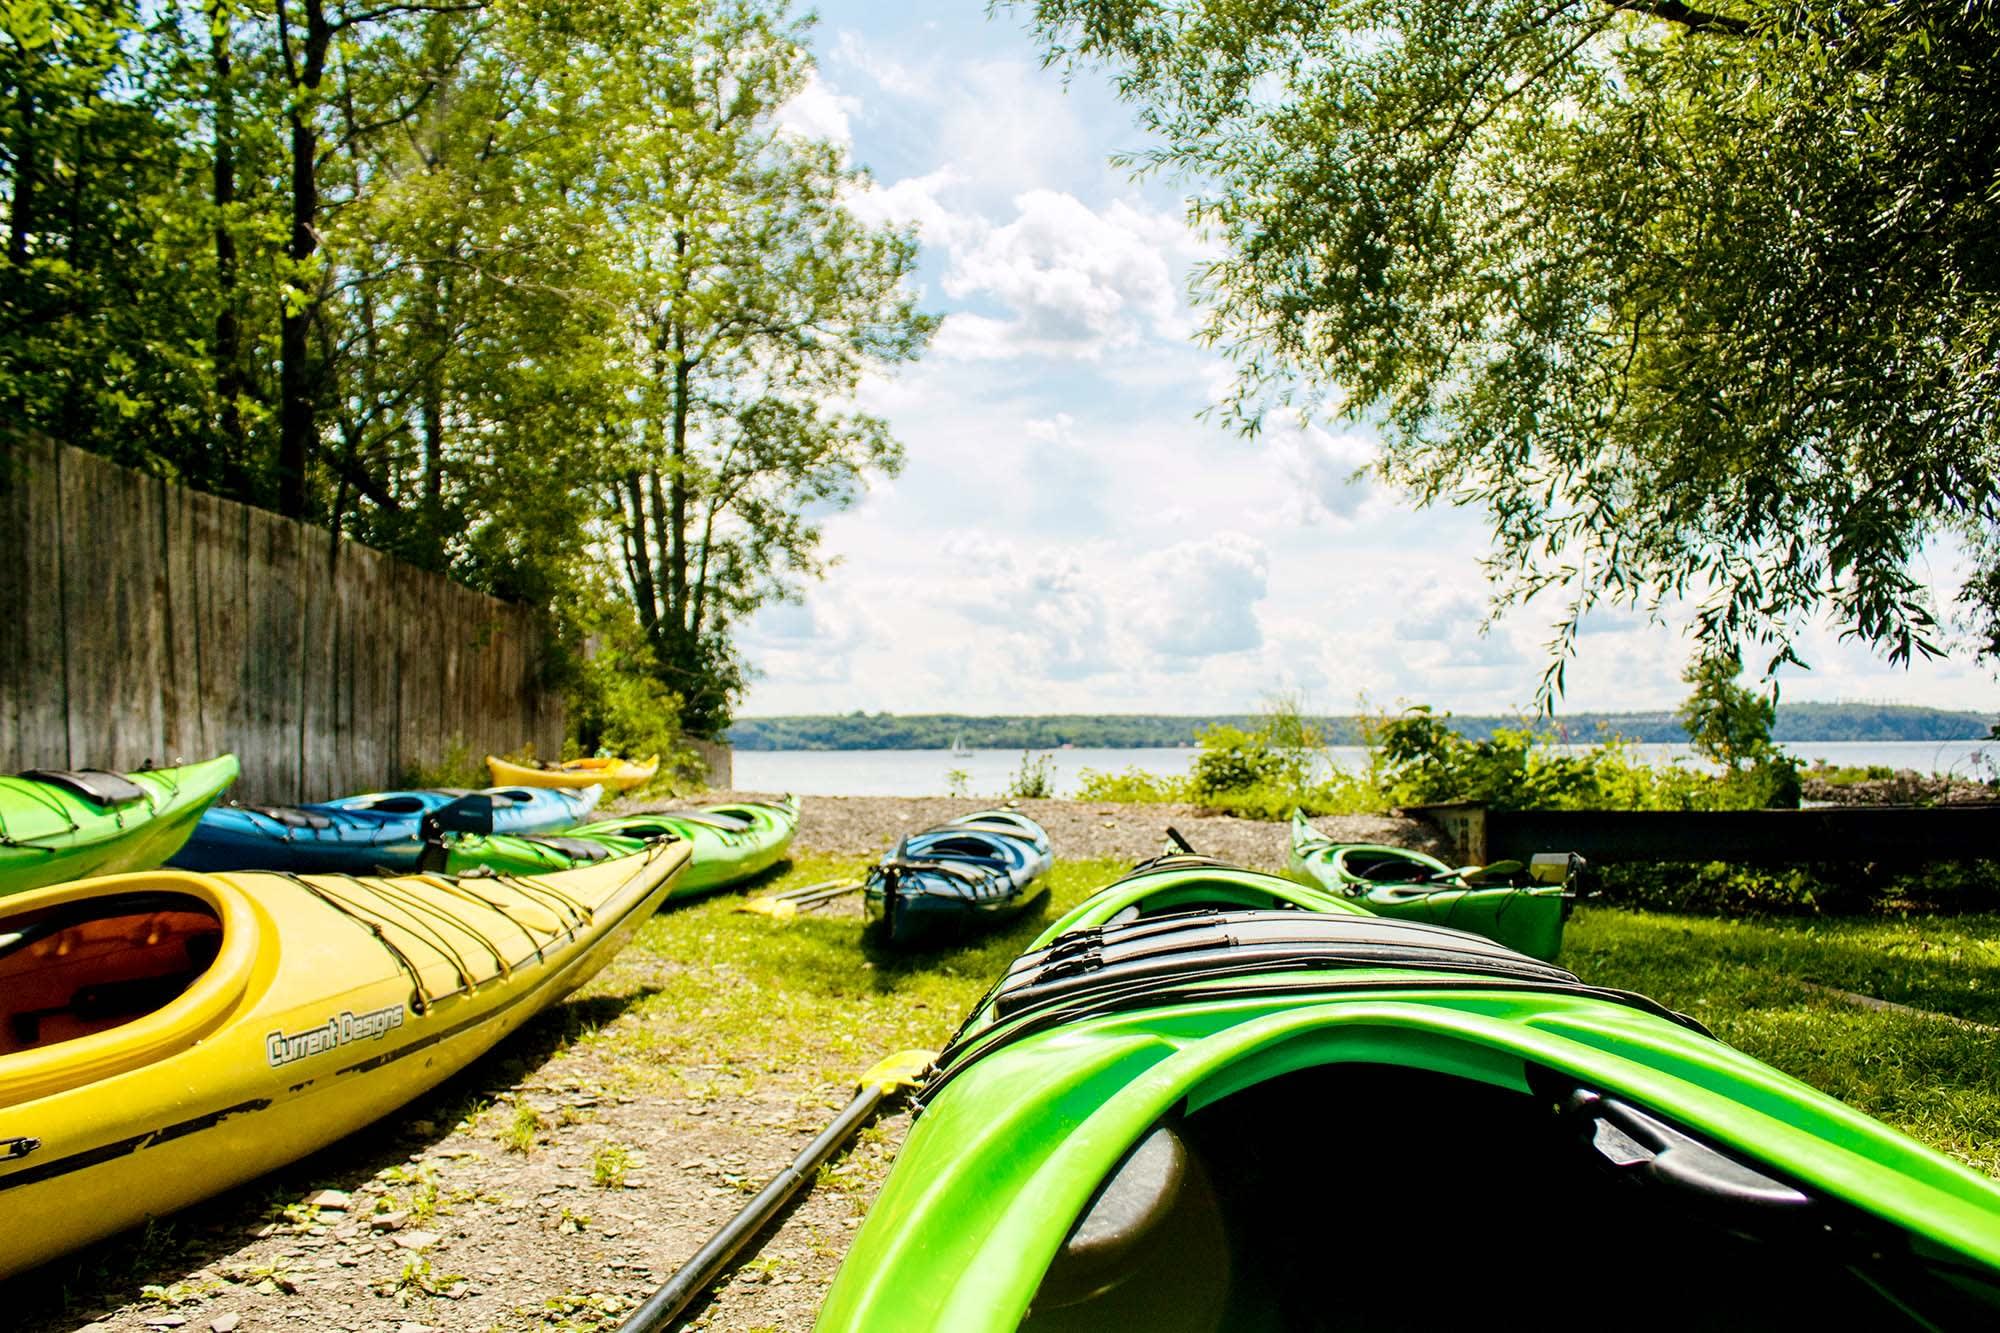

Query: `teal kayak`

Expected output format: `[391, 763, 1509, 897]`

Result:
[819, 856, 2000, 1330]
[0, 757, 240, 896]
[1286, 810, 1573, 960]
[445, 797, 798, 895]
[863, 809, 1053, 948]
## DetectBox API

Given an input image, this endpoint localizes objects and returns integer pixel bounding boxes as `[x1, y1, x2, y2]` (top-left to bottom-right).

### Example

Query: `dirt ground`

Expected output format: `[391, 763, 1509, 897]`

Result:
[649, 791, 1451, 869]
[10, 798, 1443, 1333]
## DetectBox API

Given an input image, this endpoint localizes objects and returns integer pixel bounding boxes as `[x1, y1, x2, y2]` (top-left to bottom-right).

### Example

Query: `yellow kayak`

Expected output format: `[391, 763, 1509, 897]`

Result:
[0, 837, 689, 1276]
[485, 753, 660, 792]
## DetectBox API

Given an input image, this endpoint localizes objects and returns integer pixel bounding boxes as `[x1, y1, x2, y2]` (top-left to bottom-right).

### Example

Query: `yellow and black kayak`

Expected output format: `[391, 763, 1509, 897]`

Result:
[0, 836, 689, 1275]
[485, 753, 659, 792]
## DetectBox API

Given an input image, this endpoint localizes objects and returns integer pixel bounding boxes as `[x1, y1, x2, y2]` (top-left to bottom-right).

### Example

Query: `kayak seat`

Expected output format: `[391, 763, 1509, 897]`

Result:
[1025, 1123, 1230, 1331]
[20, 769, 148, 806]
[672, 811, 754, 833]
[522, 836, 614, 863]
[1088, 1061, 1975, 1331]
[353, 794, 429, 814]
[0, 894, 222, 1055]
[241, 804, 336, 831]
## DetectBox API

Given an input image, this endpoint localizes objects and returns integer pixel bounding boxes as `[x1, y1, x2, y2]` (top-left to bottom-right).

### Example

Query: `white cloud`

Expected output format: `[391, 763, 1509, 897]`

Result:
[831, 30, 937, 99]
[1267, 414, 1382, 525]
[931, 191, 1201, 360]
[774, 70, 859, 151]
[1131, 533, 1270, 658]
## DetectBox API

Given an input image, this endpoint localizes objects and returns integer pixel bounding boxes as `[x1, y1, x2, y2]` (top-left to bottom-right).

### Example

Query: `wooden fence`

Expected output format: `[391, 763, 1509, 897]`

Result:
[0, 436, 563, 803]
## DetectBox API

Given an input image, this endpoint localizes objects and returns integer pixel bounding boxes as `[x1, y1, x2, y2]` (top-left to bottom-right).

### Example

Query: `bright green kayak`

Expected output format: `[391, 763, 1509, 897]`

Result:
[445, 796, 797, 895]
[1286, 809, 1572, 960]
[0, 756, 240, 896]
[820, 856, 2000, 1331]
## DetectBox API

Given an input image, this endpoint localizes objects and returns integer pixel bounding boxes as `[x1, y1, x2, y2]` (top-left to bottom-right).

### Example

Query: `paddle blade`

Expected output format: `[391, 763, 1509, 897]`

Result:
[736, 897, 799, 920]
[859, 1049, 936, 1095]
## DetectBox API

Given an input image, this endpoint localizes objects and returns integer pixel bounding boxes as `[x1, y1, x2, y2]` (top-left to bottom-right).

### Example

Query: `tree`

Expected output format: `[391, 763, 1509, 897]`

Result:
[596, 1, 934, 735]
[1678, 653, 1777, 772]
[1023, 0, 2000, 690]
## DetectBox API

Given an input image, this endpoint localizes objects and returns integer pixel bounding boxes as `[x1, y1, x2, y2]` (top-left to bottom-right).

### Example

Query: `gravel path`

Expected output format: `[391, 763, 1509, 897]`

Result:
[644, 791, 1450, 869]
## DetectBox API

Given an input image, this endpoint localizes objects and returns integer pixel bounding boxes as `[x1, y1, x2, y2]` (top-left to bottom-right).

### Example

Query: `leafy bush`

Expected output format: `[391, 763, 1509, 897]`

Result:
[563, 598, 698, 788]
[1004, 751, 1055, 799]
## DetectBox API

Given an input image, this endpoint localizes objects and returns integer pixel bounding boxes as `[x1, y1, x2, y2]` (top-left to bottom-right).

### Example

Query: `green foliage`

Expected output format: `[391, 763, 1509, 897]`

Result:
[1, 0, 929, 742]
[1024, 0, 2000, 683]
[401, 735, 484, 790]
[1003, 752, 1055, 799]
[562, 594, 698, 783]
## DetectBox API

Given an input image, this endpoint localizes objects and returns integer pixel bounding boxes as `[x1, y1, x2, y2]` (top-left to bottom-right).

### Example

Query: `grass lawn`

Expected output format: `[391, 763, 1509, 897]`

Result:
[1564, 906, 2000, 1176]
[592, 858, 2000, 1179]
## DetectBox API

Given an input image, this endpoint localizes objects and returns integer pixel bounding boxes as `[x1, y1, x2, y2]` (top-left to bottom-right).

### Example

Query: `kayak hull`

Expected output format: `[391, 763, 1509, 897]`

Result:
[169, 785, 601, 874]
[445, 798, 799, 895]
[863, 809, 1053, 948]
[0, 841, 688, 1276]
[0, 757, 240, 897]
[318, 784, 600, 834]
[486, 754, 659, 792]
[819, 862, 2000, 1331]
[1287, 814, 1568, 960]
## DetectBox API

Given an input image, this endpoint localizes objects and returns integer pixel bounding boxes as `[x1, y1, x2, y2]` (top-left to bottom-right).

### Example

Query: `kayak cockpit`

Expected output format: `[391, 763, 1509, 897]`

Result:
[0, 891, 223, 1055]
[0, 873, 257, 1106]
[1022, 1061, 2000, 1331]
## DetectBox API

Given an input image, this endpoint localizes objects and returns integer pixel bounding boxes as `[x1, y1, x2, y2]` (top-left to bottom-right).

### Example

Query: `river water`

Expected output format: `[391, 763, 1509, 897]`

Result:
[734, 740, 1998, 799]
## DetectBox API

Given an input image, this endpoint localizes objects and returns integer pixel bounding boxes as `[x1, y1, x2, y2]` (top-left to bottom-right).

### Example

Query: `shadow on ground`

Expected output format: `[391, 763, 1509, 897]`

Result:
[7, 984, 660, 1330]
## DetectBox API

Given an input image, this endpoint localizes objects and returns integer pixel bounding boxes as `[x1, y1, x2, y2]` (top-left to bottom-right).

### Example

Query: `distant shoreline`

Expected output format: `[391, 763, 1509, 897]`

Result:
[729, 704, 1995, 752]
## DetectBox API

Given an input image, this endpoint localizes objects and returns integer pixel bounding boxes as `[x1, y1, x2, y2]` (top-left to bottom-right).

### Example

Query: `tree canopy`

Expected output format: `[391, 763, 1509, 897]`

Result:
[1022, 0, 2000, 689]
[3, 0, 928, 741]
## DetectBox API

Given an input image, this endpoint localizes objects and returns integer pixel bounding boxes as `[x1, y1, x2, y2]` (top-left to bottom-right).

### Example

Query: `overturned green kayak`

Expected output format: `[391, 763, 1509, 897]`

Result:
[820, 856, 2000, 1331]
[0, 756, 239, 896]
[445, 796, 798, 894]
[1286, 809, 1571, 959]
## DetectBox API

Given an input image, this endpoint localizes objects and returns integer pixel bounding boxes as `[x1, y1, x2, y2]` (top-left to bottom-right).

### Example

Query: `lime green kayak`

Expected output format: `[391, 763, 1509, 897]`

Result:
[820, 856, 2000, 1330]
[446, 796, 798, 895]
[0, 756, 240, 896]
[1286, 809, 1571, 960]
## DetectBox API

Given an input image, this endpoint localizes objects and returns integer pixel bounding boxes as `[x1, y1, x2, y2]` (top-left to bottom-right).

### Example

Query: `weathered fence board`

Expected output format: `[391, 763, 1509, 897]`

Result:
[0, 436, 563, 802]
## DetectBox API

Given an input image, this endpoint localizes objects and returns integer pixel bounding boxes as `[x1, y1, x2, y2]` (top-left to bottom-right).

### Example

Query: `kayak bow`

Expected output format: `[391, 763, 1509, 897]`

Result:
[820, 857, 2000, 1331]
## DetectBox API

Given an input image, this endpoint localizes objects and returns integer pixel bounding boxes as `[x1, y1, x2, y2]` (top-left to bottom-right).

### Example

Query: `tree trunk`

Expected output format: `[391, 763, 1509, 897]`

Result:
[624, 471, 658, 631]
[278, 0, 331, 519]
[8, 87, 32, 266]
[210, 8, 247, 472]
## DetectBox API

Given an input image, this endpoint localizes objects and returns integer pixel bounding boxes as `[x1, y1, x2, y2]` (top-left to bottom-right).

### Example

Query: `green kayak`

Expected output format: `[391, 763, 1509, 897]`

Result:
[820, 857, 2000, 1331]
[0, 756, 239, 897]
[1286, 809, 1572, 960]
[445, 796, 797, 895]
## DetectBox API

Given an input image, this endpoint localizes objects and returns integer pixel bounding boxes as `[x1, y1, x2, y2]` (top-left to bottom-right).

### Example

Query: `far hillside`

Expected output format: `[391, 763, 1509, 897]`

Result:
[728, 704, 1995, 751]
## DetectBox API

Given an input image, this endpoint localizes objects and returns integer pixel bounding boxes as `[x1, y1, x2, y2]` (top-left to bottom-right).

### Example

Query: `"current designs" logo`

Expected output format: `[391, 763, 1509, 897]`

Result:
[265, 1004, 406, 1067]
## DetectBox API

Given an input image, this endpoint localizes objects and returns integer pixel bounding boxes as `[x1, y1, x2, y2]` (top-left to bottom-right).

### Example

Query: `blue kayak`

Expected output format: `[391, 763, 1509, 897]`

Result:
[319, 785, 599, 833]
[863, 808, 1053, 948]
[169, 784, 600, 874]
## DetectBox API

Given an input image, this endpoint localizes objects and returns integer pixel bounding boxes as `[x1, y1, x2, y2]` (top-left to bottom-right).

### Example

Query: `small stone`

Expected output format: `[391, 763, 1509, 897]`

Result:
[397, 1324, 439, 1333]
[143, 1320, 187, 1330]
[369, 1210, 409, 1231]
[392, 1229, 441, 1251]
[307, 1189, 351, 1211]
[210, 1316, 241, 1333]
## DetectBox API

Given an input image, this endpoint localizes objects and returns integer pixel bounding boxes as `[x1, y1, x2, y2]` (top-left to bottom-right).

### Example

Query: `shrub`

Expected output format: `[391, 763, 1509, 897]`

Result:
[1004, 751, 1055, 799]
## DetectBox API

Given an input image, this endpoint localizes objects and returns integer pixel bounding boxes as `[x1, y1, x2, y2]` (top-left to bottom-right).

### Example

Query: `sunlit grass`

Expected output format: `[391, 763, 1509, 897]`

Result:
[572, 859, 2000, 1179]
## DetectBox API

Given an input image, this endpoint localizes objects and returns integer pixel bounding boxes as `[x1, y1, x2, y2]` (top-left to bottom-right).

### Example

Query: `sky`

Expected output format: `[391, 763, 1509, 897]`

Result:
[734, 0, 1998, 720]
